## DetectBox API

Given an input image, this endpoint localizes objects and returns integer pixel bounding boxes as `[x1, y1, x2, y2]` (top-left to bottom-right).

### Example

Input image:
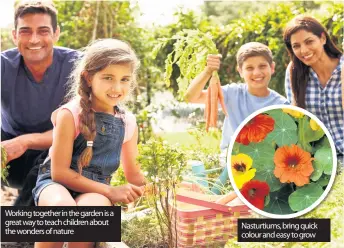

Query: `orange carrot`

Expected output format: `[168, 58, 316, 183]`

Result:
[206, 85, 211, 132]
[205, 72, 228, 131]
[209, 75, 218, 128]
[216, 76, 228, 116]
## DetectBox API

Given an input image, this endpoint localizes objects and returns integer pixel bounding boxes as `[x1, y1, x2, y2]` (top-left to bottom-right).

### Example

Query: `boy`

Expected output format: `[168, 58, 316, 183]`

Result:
[185, 42, 289, 153]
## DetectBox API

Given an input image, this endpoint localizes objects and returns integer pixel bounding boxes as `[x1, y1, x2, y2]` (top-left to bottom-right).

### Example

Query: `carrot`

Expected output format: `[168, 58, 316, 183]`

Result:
[215, 191, 237, 205]
[209, 75, 218, 128]
[205, 72, 228, 131]
[205, 85, 211, 132]
[216, 76, 228, 116]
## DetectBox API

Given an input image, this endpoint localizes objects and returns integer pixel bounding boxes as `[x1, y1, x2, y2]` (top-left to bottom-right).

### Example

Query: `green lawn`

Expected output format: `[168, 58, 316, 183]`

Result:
[159, 131, 220, 152]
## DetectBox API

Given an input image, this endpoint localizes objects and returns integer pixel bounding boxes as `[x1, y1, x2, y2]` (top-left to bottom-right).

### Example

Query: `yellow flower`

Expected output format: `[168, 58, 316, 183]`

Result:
[231, 153, 256, 189]
[310, 119, 320, 131]
[282, 108, 304, 118]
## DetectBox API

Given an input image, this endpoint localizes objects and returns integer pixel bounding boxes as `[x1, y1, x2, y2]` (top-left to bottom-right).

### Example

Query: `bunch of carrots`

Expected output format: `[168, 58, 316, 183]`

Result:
[205, 72, 228, 132]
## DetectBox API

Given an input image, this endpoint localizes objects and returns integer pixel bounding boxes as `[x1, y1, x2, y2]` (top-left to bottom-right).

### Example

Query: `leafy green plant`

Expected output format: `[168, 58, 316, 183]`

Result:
[121, 214, 166, 248]
[1, 145, 9, 184]
[153, 29, 218, 100]
[137, 137, 188, 247]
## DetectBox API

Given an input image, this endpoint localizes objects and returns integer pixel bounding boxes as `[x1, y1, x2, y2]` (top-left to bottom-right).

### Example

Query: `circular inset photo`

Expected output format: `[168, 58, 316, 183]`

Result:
[227, 105, 337, 219]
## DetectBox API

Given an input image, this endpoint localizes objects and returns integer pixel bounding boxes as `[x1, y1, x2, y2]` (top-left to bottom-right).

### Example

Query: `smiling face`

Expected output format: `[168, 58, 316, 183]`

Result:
[238, 56, 275, 95]
[12, 13, 59, 66]
[89, 64, 132, 113]
[290, 29, 326, 66]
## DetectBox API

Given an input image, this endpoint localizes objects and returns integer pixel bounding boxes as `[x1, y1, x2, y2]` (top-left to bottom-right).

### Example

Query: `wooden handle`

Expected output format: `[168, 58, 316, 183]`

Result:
[215, 191, 237, 205]
[176, 193, 246, 213]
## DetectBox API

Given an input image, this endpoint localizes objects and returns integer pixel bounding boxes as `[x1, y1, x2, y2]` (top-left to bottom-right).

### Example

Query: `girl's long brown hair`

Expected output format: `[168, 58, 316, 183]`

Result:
[67, 39, 140, 172]
[283, 15, 342, 108]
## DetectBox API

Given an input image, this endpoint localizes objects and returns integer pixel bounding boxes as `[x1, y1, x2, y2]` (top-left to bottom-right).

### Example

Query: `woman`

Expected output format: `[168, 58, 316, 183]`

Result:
[283, 15, 343, 160]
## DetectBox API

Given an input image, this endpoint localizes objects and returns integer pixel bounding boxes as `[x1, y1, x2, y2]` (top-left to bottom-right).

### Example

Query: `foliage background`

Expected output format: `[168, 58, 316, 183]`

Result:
[2, 1, 342, 101]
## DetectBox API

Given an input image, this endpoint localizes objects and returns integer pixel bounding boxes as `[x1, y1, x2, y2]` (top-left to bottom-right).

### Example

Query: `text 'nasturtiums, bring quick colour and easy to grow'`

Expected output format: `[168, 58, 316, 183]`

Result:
[229, 107, 336, 216]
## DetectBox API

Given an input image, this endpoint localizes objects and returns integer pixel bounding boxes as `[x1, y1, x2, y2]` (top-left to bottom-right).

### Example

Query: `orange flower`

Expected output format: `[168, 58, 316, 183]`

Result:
[274, 144, 314, 186]
[236, 114, 275, 145]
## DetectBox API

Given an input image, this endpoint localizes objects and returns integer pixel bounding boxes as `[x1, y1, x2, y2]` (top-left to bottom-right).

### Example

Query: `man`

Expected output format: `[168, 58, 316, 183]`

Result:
[1, 1, 79, 205]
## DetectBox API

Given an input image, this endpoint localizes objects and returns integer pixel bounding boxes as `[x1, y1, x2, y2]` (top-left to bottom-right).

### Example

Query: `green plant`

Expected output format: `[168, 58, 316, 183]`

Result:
[1, 145, 9, 184]
[121, 214, 166, 248]
[137, 137, 188, 247]
[153, 29, 218, 100]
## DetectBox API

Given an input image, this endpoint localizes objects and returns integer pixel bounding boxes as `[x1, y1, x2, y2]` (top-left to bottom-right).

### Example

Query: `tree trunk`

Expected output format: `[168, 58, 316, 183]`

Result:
[92, 1, 100, 41]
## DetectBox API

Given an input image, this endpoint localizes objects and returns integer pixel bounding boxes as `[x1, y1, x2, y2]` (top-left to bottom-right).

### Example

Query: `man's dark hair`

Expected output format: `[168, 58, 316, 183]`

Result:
[15, 1, 58, 32]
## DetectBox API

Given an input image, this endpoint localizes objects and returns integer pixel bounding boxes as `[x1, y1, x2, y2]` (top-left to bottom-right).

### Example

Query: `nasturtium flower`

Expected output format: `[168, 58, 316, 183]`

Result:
[273, 144, 314, 186]
[236, 114, 275, 145]
[240, 180, 270, 210]
[282, 108, 304, 118]
[231, 153, 256, 189]
[310, 119, 320, 131]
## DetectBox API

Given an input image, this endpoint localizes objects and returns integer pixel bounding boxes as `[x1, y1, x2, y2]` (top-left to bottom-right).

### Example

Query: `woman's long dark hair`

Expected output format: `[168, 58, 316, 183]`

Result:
[283, 15, 342, 108]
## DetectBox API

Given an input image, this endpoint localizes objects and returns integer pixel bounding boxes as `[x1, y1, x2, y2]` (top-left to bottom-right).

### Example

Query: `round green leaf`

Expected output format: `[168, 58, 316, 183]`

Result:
[266, 111, 298, 146]
[288, 183, 323, 212]
[310, 160, 323, 181]
[302, 117, 325, 143]
[317, 174, 330, 187]
[314, 147, 333, 176]
[238, 140, 275, 167]
[298, 117, 325, 153]
[265, 193, 270, 207]
[232, 143, 241, 155]
[265, 109, 283, 119]
[264, 185, 294, 214]
[254, 162, 284, 192]
[314, 136, 331, 151]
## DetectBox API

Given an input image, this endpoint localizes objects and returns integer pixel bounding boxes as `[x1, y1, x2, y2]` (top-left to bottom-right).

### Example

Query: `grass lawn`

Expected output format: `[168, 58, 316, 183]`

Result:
[159, 131, 220, 152]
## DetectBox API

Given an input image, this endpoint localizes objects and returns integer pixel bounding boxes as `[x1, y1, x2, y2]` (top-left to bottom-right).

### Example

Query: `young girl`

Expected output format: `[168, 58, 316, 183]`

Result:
[32, 39, 145, 248]
[283, 15, 343, 158]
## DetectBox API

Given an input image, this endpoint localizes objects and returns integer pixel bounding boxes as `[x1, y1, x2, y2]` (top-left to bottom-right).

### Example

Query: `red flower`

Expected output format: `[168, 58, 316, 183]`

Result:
[240, 180, 270, 210]
[236, 114, 275, 145]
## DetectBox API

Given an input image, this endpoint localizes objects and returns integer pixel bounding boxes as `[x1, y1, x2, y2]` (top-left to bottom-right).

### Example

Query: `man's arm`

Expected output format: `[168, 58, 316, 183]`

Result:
[184, 54, 221, 104]
[1, 130, 53, 163]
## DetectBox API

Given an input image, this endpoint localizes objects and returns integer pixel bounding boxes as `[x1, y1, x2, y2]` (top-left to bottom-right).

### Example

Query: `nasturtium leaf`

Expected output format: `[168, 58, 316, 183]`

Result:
[313, 147, 333, 176]
[317, 174, 330, 187]
[310, 160, 323, 182]
[232, 143, 241, 155]
[265, 110, 298, 147]
[264, 184, 294, 214]
[254, 162, 283, 192]
[288, 183, 323, 212]
[238, 140, 275, 167]
[265, 193, 270, 206]
[265, 109, 283, 119]
[314, 136, 331, 151]
[298, 117, 325, 153]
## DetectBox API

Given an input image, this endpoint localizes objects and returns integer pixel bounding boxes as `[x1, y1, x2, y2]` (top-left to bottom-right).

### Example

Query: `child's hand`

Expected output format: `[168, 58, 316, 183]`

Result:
[106, 184, 143, 205]
[205, 54, 222, 75]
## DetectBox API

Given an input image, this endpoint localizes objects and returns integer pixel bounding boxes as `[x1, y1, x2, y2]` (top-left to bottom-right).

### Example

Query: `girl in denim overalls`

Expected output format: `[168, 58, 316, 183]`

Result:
[33, 39, 146, 248]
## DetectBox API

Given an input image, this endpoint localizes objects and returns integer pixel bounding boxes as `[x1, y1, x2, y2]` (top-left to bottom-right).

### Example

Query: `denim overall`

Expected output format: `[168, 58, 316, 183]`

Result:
[32, 108, 125, 205]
